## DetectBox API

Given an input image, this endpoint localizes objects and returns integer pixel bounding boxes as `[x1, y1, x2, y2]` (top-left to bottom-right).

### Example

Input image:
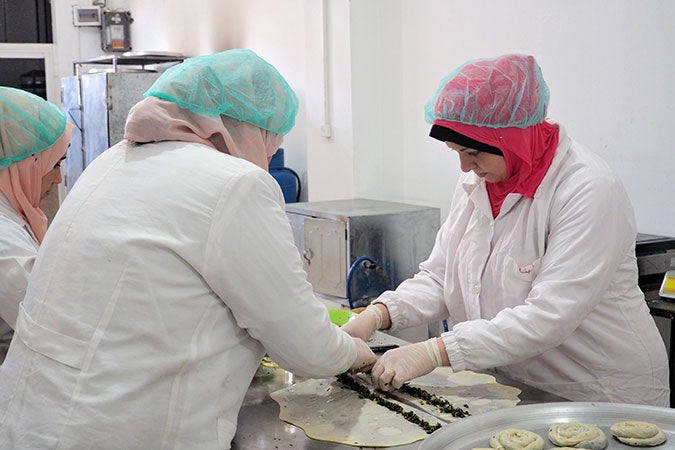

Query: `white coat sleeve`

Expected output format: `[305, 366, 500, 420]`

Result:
[202, 170, 356, 378]
[0, 217, 39, 328]
[446, 166, 638, 371]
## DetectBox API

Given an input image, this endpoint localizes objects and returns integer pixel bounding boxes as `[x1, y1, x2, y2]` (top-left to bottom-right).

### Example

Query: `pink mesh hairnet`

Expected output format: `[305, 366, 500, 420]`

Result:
[424, 54, 549, 128]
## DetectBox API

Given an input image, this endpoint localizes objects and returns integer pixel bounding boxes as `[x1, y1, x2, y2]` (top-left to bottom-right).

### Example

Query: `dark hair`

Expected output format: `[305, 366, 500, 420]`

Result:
[429, 125, 503, 156]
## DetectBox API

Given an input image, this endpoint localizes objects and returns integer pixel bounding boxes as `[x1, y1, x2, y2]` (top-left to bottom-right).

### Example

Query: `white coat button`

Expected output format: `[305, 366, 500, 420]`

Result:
[473, 283, 481, 294]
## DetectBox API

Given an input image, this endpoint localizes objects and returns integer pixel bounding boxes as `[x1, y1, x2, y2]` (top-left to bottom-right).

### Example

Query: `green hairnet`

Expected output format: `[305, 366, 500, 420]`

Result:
[424, 54, 549, 128]
[0, 87, 67, 170]
[144, 49, 298, 136]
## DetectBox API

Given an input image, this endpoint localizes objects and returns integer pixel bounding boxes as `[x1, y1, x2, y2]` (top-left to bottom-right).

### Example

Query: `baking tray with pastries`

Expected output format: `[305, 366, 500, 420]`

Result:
[421, 402, 674, 450]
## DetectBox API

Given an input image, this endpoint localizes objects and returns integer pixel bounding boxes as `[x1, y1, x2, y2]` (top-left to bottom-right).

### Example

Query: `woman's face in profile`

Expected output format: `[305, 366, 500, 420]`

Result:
[445, 141, 507, 183]
[40, 158, 64, 200]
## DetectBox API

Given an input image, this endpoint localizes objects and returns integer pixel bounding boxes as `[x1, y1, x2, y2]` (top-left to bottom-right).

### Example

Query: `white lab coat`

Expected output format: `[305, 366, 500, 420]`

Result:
[379, 126, 670, 406]
[0, 194, 39, 362]
[0, 140, 356, 449]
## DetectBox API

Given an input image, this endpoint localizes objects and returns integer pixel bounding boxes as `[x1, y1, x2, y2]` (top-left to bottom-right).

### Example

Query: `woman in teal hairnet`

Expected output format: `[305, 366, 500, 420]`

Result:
[343, 54, 669, 406]
[0, 87, 73, 363]
[0, 50, 376, 448]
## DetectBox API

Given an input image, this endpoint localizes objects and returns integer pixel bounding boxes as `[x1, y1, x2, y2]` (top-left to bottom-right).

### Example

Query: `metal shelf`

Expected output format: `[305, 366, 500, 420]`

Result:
[72, 51, 185, 75]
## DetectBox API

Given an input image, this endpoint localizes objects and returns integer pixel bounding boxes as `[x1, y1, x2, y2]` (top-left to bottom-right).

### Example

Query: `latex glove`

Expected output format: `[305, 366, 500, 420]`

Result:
[340, 304, 383, 341]
[371, 338, 444, 391]
[349, 337, 377, 373]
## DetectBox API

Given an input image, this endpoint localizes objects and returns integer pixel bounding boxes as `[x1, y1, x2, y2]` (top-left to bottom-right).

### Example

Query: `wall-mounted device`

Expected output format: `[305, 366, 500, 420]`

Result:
[72, 6, 102, 27]
[101, 10, 133, 52]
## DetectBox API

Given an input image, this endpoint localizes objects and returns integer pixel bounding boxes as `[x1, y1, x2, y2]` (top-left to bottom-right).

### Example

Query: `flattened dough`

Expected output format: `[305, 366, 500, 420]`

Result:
[270, 377, 433, 447]
[270, 368, 521, 447]
[405, 368, 521, 422]
[610, 421, 667, 447]
[489, 428, 545, 450]
[548, 422, 607, 449]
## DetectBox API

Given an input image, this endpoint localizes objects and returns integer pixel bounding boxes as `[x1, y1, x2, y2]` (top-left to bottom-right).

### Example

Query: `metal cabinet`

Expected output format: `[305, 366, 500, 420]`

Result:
[286, 198, 440, 306]
[61, 53, 184, 192]
[61, 71, 161, 191]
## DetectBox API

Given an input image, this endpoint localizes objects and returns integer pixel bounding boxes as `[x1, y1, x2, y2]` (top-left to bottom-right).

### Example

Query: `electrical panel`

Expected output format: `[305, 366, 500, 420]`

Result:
[101, 11, 133, 52]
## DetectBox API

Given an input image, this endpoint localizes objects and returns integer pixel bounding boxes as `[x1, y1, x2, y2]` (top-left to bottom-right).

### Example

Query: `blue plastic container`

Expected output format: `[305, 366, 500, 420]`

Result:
[269, 148, 301, 203]
[269, 147, 286, 169]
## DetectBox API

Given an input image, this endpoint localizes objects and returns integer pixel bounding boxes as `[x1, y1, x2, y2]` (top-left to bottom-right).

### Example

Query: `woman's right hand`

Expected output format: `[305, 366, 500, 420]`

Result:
[341, 304, 385, 341]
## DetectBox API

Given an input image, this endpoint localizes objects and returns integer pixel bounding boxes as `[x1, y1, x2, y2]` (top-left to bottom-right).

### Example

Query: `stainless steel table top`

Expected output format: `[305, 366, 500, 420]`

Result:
[231, 364, 565, 449]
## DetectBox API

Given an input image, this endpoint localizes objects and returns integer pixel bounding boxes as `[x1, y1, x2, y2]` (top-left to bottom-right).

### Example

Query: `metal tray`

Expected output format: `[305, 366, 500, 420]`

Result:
[420, 402, 675, 450]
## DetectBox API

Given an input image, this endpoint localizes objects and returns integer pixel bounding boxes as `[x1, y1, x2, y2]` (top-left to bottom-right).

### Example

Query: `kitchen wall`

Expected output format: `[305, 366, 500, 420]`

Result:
[51, 0, 675, 237]
[392, 0, 675, 236]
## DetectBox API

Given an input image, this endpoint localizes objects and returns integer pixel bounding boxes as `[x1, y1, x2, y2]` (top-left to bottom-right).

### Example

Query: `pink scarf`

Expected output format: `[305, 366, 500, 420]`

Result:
[0, 123, 74, 242]
[124, 97, 283, 170]
[434, 119, 559, 217]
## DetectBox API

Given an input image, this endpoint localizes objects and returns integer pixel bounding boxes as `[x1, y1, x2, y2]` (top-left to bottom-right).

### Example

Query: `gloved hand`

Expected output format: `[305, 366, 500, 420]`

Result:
[349, 337, 377, 373]
[341, 304, 384, 341]
[371, 338, 444, 391]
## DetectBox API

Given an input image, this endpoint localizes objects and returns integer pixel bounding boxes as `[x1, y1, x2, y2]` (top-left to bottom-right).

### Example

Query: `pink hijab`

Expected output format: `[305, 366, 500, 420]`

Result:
[434, 119, 559, 217]
[0, 123, 74, 242]
[124, 97, 283, 170]
[427, 54, 559, 217]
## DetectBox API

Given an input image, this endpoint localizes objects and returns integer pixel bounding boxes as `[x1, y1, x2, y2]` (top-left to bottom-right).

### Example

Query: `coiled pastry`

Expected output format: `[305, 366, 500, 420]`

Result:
[548, 422, 607, 449]
[489, 429, 545, 450]
[610, 421, 667, 447]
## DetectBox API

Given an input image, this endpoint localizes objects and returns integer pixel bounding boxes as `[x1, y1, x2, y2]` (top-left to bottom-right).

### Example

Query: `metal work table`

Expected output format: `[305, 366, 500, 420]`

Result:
[232, 359, 565, 449]
[647, 290, 675, 321]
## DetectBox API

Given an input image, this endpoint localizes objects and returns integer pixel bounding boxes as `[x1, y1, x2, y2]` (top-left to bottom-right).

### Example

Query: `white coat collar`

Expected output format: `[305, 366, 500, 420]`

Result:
[461, 177, 493, 218]
[0, 192, 39, 242]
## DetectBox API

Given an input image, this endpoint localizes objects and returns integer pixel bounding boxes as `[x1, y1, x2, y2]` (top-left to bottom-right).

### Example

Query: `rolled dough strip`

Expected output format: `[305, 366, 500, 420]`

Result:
[610, 421, 667, 447]
[548, 422, 607, 449]
[489, 428, 545, 450]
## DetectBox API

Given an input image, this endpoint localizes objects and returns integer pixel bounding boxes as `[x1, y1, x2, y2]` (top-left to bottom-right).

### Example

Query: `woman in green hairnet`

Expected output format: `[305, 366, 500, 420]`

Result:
[0, 87, 73, 363]
[0, 50, 375, 448]
[343, 54, 669, 406]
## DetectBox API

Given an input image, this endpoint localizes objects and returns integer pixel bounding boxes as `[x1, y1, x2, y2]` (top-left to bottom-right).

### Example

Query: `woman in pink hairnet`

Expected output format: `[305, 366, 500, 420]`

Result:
[0, 87, 73, 363]
[343, 54, 669, 406]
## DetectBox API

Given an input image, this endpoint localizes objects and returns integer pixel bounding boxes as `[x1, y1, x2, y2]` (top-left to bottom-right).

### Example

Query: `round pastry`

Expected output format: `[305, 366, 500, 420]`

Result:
[489, 428, 545, 450]
[610, 421, 667, 447]
[548, 422, 607, 449]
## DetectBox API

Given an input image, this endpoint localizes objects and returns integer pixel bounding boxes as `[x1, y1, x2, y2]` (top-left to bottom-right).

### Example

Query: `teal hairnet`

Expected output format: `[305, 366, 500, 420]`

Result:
[424, 54, 549, 128]
[0, 87, 67, 170]
[144, 49, 299, 136]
